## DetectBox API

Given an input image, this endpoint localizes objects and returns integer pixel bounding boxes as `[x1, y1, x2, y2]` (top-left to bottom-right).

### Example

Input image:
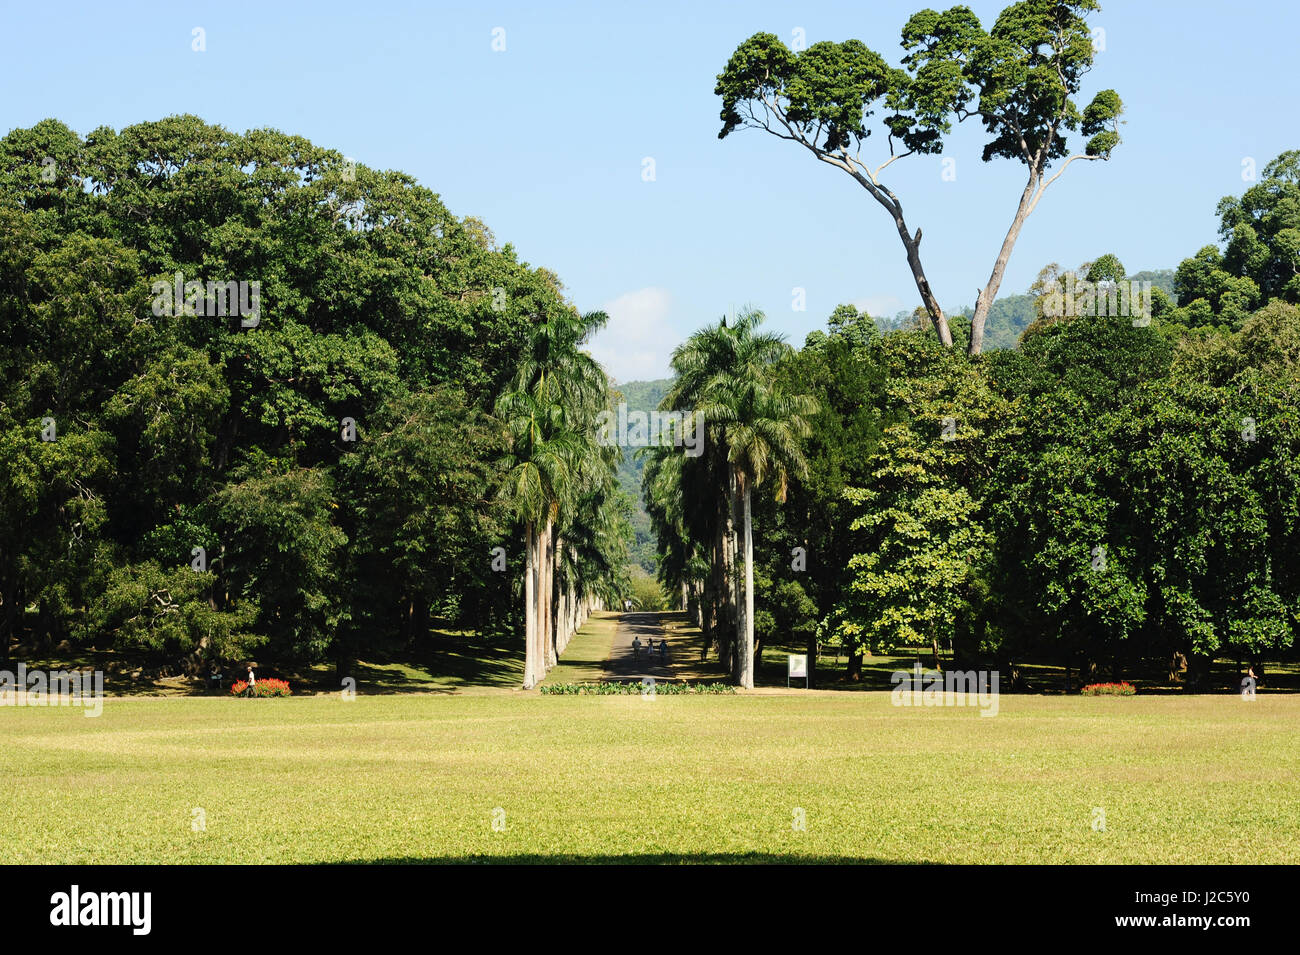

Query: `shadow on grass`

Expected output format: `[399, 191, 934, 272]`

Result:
[291, 631, 525, 694]
[756, 646, 1300, 694]
[11, 626, 528, 697]
[331, 852, 931, 865]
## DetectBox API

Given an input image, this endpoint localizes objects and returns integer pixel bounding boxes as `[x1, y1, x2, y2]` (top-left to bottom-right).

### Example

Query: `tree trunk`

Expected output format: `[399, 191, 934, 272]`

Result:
[841, 162, 954, 348]
[411, 597, 428, 650]
[714, 524, 731, 671]
[564, 579, 576, 653]
[540, 522, 554, 669]
[334, 635, 355, 685]
[700, 565, 713, 660]
[728, 477, 744, 684]
[0, 577, 16, 666]
[895, 220, 953, 347]
[523, 523, 538, 688]
[553, 534, 565, 656]
[741, 481, 755, 689]
[1169, 650, 1187, 685]
[970, 173, 1039, 356]
[540, 523, 548, 671]
[544, 524, 552, 670]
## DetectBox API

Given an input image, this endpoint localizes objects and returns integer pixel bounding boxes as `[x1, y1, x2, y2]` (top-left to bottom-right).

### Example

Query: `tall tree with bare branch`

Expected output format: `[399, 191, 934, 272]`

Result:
[714, 0, 1124, 356]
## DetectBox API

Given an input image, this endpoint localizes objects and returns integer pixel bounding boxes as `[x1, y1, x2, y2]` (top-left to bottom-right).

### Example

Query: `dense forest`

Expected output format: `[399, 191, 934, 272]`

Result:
[4, 115, 1297, 694]
[643, 152, 1300, 687]
[0, 116, 634, 687]
[4, 113, 1297, 694]
[632, 3, 1300, 690]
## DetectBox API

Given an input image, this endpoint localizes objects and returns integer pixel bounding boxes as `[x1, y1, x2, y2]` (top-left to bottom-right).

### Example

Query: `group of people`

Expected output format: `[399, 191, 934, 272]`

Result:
[631, 635, 667, 664]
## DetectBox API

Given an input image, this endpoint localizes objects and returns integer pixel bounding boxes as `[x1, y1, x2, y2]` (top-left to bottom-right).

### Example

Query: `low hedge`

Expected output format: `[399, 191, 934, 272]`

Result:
[1080, 681, 1136, 696]
[539, 681, 735, 695]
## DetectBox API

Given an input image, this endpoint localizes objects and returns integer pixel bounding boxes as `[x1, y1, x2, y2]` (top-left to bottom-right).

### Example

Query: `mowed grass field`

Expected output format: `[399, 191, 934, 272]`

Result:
[3, 690, 1296, 864]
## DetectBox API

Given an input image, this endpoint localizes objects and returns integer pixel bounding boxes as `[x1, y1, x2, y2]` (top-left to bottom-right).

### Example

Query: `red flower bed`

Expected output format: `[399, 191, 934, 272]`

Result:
[230, 678, 291, 698]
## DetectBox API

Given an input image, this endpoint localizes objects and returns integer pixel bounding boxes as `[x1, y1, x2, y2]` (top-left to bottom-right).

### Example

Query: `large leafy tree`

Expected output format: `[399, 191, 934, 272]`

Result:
[767, 305, 889, 683]
[715, 34, 954, 344]
[831, 332, 1001, 667]
[339, 388, 508, 676]
[715, 1, 1123, 355]
[902, 0, 1124, 354]
[0, 115, 604, 675]
[1171, 151, 1300, 328]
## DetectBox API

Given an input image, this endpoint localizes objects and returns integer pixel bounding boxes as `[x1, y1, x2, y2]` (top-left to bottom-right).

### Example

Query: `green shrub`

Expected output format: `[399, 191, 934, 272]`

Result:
[1080, 681, 1136, 696]
[539, 681, 735, 695]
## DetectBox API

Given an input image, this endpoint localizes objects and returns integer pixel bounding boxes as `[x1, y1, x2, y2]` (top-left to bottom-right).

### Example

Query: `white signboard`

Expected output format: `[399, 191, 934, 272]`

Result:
[788, 654, 808, 687]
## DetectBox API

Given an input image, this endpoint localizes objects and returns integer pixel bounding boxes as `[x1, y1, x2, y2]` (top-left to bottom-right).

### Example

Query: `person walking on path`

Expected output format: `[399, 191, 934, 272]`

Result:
[632, 636, 641, 661]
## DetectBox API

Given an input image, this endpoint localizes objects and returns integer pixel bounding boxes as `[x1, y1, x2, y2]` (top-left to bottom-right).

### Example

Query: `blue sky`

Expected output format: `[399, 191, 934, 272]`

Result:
[2, 0, 1296, 381]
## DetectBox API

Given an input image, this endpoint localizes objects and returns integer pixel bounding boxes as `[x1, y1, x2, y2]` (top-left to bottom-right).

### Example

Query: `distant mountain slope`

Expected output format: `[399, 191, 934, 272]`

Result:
[1129, 269, 1176, 298]
[609, 377, 671, 573]
[880, 268, 1178, 350]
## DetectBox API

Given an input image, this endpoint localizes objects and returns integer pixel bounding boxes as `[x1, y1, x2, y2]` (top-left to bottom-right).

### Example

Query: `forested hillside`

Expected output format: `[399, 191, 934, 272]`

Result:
[610, 377, 669, 573]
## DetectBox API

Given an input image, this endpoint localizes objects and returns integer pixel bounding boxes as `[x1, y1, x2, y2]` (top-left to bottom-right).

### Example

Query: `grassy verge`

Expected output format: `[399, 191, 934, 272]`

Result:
[539, 611, 618, 685]
[3, 691, 1295, 863]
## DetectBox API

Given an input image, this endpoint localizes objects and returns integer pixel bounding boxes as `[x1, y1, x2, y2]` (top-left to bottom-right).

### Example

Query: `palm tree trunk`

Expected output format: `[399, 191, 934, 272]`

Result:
[729, 477, 744, 684]
[558, 574, 569, 654]
[711, 526, 726, 667]
[719, 522, 733, 673]
[542, 520, 556, 670]
[540, 521, 550, 670]
[554, 534, 565, 655]
[523, 523, 538, 688]
[568, 581, 577, 648]
[742, 481, 755, 689]
[701, 544, 715, 659]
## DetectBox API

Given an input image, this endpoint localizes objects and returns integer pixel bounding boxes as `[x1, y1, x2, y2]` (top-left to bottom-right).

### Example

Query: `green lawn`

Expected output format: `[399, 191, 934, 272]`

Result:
[539, 612, 617, 684]
[4, 689, 1296, 863]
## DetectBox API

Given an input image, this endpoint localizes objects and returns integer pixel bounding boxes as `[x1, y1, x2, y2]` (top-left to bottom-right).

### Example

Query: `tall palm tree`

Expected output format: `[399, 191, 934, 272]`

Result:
[661, 307, 816, 687]
[496, 388, 579, 686]
[705, 380, 816, 687]
[496, 307, 612, 687]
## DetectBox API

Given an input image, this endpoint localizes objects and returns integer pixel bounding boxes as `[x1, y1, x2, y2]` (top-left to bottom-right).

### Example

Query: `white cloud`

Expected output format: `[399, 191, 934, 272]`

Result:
[587, 286, 678, 383]
[848, 294, 907, 318]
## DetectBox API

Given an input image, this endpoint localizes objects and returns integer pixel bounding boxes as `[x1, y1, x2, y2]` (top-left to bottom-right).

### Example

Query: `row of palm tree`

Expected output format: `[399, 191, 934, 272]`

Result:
[496, 307, 629, 687]
[644, 308, 816, 688]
